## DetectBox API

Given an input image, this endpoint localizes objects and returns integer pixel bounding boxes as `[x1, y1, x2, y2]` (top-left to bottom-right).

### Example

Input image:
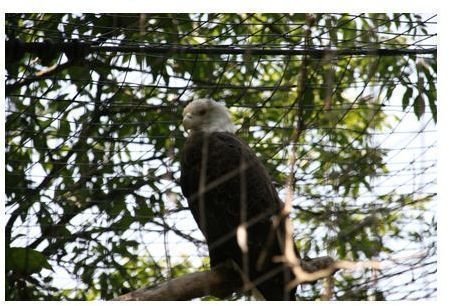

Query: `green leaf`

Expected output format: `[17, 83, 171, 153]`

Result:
[413, 95, 425, 119]
[6, 247, 52, 275]
[59, 119, 71, 138]
[428, 93, 437, 123]
[402, 86, 413, 110]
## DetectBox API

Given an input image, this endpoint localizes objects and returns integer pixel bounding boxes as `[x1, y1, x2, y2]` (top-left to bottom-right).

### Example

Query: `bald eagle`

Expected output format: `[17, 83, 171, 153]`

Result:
[180, 99, 299, 300]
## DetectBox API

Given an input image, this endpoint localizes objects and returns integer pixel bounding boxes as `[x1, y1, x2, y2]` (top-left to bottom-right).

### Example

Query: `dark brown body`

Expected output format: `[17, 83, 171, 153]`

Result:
[180, 131, 298, 300]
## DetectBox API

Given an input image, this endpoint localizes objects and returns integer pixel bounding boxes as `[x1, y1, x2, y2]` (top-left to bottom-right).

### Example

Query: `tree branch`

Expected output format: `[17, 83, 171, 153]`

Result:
[112, 264, 242, 301]
[5, 61, 74, 95]
[111, 256, 383, 301]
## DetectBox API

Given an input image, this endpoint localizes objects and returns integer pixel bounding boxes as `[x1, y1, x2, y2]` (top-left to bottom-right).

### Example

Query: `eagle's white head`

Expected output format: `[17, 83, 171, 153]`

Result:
[182, 99, 236, 134]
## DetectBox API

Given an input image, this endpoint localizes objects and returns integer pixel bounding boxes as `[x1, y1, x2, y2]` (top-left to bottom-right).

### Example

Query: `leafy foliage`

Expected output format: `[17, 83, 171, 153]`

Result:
[5, 13, 436, 300]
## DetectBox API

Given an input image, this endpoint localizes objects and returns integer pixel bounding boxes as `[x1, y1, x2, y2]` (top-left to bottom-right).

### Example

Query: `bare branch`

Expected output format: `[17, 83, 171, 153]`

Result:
[5, 61, 73, 95]
[321, 276, 334, 300]
[112, 264, 242, 301]
[111, 256, 385, 301]
[289, 257, 383, 289]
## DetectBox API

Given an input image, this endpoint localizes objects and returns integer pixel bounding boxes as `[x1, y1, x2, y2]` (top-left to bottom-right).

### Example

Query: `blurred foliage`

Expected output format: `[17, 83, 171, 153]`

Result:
[5, 13, 436, 300]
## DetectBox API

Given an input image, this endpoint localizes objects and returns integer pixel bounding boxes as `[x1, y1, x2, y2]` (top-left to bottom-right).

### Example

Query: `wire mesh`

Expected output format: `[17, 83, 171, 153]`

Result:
[5, 13, 437, 301]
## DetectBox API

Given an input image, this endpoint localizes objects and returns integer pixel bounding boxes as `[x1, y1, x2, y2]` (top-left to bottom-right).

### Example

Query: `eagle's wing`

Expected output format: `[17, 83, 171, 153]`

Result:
[180, 132, 282, 258]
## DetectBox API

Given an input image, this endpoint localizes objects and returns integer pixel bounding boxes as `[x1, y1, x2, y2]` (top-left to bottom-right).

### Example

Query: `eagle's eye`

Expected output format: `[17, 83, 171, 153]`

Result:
[198, 109, 207, 116]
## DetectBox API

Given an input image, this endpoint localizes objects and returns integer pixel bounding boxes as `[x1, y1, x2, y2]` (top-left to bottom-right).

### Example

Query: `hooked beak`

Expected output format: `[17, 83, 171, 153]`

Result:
[182, 112, 193, 130]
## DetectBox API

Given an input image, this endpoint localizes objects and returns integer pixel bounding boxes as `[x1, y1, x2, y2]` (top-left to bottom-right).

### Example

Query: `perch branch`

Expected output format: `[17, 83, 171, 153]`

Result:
[111, 256, 383, 301]
[112, 264, 241, 301]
